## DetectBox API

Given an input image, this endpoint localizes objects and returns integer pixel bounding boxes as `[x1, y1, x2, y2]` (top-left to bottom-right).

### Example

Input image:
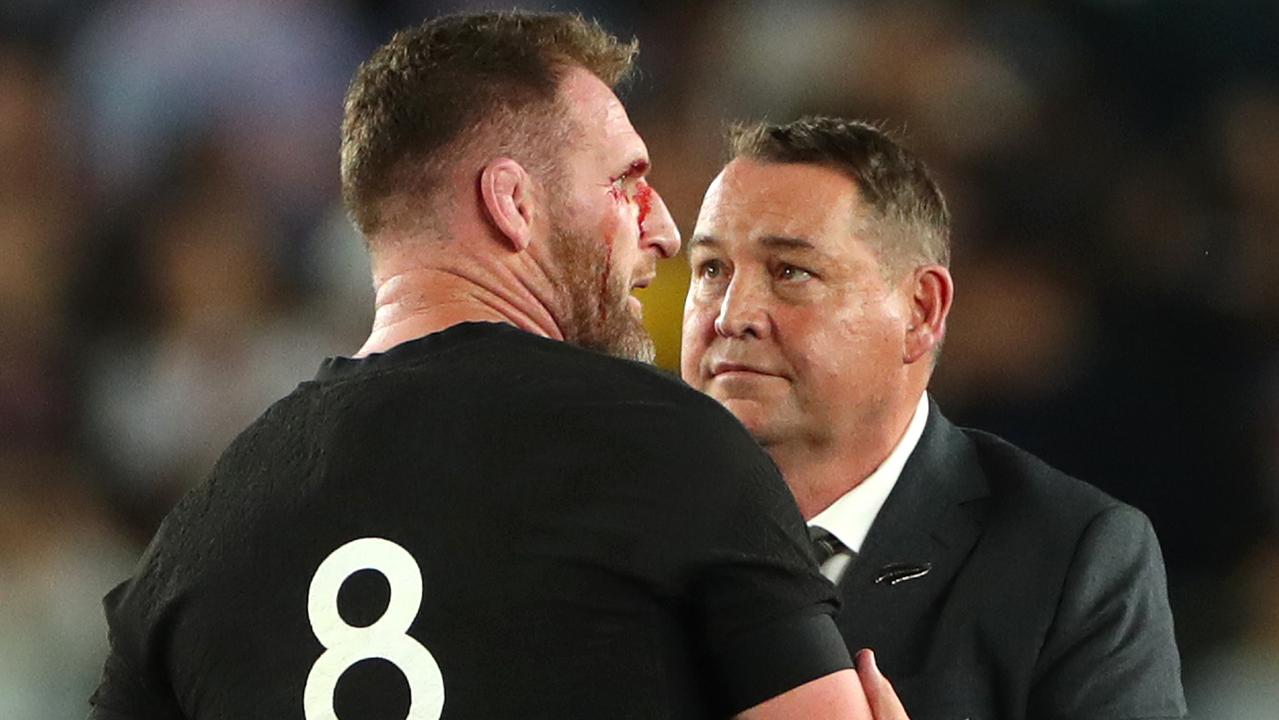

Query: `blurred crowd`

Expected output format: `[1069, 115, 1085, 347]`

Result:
[2, 1, 1276, 717]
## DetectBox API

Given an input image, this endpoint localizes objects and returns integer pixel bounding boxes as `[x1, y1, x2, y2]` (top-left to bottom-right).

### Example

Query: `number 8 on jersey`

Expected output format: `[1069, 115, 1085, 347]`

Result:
[304, 537, 445, 720]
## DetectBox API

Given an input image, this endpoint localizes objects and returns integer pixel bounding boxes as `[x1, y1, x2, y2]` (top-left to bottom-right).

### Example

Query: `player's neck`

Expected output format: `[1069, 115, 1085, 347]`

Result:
[357, 260, 563, 358]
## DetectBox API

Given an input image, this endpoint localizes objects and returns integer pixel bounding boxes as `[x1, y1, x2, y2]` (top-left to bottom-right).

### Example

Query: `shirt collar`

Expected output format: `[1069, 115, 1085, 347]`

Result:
[808, 392, 929, 553]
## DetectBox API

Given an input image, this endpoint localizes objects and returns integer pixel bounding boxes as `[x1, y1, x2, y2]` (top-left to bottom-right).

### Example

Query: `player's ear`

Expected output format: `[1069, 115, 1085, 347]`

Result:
[903, 264, 953, 364]
[480, 157, 537, 252]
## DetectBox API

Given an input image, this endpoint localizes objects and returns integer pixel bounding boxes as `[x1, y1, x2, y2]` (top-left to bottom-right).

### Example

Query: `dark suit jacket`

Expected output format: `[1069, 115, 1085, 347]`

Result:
[837, 400, 1188, 719]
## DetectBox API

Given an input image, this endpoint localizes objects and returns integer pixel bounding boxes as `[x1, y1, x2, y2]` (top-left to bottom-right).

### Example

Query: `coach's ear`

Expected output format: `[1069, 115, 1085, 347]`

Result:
[903, 264, 953, 365]
[480, 157, 537, 252]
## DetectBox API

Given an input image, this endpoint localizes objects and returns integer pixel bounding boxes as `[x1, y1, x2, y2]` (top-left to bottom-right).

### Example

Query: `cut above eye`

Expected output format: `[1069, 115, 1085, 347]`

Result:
[609, 177, 639, 202]
[610, 160, 650, 196]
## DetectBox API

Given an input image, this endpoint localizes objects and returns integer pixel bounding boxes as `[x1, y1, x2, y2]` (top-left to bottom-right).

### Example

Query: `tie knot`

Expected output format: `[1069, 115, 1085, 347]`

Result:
[808, 526, 846, 565]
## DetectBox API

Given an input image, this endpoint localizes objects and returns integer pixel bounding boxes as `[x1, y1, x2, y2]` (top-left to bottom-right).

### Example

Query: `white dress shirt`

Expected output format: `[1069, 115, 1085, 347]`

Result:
[808, 392, 929, 554]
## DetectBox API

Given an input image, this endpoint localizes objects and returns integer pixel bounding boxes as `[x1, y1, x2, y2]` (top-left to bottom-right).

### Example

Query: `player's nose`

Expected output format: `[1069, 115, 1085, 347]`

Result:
[641, 187, 680, 259]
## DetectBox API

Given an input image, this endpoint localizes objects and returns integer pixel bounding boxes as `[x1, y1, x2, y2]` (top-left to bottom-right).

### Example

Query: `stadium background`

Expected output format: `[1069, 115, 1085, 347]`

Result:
[2, 1, 1276, 717]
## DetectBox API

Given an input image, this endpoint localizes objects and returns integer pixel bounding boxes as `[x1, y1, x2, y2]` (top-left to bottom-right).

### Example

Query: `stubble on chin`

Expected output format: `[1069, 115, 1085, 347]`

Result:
[549, 223, 655, 364]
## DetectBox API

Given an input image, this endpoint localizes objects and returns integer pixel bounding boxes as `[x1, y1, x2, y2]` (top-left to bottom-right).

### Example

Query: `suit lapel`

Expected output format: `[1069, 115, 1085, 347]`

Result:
[835, 400, 990, 673]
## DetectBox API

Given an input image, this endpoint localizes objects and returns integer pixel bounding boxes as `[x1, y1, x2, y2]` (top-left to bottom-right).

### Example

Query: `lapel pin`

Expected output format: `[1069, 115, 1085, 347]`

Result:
[874, 562, 932, 586]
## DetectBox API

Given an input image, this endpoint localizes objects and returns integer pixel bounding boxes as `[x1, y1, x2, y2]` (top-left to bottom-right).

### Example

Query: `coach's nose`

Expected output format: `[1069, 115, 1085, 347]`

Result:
[713, 272, 771, 340]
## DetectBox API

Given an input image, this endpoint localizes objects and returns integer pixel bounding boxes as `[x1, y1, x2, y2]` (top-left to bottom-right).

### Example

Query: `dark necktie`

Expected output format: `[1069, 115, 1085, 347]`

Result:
[809, 525, 856, 584]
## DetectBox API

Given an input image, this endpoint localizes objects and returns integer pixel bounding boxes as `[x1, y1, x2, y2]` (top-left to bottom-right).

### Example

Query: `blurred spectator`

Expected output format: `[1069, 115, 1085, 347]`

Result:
[67, 0, 366, 247]
[1188, 539, 1279, 720]
[0, 43, 136, 720]
[82, 142, 351, 532]
[0, 45, 82, 450]
[1217, 84, 1279, 330]
[0, 452, 137, 720]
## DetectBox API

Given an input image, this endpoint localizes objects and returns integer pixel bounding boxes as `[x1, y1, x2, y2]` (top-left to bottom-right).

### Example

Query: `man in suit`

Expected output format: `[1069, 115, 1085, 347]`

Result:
[680, 116, 1188, 720]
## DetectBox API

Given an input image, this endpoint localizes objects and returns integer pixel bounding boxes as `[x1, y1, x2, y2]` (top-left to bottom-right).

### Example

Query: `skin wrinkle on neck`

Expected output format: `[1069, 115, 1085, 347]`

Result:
[359, 255, 566, 357]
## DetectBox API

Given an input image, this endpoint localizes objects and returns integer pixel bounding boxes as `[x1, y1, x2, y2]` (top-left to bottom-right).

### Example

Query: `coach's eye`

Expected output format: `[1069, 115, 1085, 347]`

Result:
[778, 265, 813, 282]
[697, 259, 725, 279]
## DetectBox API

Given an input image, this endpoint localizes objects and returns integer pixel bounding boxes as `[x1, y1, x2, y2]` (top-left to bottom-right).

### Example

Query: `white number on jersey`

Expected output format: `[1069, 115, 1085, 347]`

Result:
[303, 537, 445, 720]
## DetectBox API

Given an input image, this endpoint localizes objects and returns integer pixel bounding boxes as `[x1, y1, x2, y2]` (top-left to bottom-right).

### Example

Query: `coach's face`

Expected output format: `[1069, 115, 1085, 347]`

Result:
[681, 159, 913, 450]
[548, 68, 680, 362]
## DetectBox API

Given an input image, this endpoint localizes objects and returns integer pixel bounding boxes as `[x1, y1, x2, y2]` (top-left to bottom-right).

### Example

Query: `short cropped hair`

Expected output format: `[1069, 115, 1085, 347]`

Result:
[728, 117, 950, 272]
[341, 12, 638, 236]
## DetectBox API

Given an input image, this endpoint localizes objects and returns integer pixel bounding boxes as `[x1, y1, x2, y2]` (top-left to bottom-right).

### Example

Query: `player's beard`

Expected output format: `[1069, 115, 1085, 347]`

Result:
[545, 213, 655, 364]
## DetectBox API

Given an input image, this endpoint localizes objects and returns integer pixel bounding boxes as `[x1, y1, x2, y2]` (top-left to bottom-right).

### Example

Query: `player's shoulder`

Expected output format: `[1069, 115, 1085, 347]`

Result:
[159, 381, 315, 521]
[515, 329, 694, 393]
[507, 333, 784, 490]
[510, 329, 756, 436]
[308, 322, 769, 478]
[320, 323, 713, 409]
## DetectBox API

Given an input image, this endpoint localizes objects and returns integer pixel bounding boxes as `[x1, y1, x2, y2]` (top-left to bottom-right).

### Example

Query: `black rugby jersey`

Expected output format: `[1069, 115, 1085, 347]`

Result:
[90, 322, 850, 719]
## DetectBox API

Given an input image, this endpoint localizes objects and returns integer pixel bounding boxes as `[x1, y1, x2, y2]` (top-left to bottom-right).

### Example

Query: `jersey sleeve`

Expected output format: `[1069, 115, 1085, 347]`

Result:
[88, 542, 187, 719]
[621, 396, 854, 714]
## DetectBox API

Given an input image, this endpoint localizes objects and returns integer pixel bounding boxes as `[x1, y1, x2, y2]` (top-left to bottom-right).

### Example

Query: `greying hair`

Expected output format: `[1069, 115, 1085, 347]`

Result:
[728, 116, 950, 273]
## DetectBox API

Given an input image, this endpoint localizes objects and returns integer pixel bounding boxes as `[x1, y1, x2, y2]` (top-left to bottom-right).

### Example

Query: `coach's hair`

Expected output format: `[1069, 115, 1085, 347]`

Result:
[728, 117, 951, 272]
[341, 12, 638, 237]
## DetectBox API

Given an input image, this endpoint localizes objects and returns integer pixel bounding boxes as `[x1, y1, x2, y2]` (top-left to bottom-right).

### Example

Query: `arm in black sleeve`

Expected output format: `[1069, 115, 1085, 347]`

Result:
[642, 400, 854, 715]
[1029, 505, 1188, 719]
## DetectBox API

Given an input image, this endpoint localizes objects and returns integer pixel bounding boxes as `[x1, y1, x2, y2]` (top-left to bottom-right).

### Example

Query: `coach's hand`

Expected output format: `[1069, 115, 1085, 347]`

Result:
[855, 649, 910, 720]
